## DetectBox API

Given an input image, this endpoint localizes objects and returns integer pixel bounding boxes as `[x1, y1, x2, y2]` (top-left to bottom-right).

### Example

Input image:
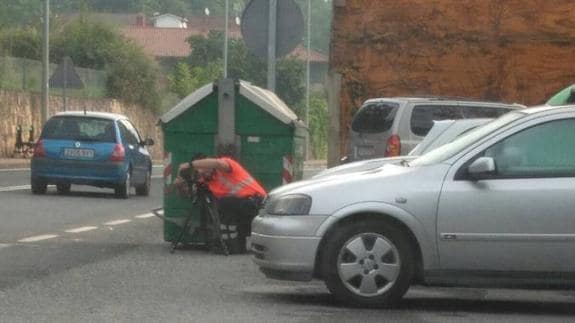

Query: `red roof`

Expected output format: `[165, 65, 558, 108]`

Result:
[122, 27, 196, 58]
[121, 24, 327, 63]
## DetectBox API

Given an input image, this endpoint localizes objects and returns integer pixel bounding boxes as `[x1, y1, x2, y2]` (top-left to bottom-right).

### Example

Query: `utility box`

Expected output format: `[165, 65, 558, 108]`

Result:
[159, 79, 307, 243]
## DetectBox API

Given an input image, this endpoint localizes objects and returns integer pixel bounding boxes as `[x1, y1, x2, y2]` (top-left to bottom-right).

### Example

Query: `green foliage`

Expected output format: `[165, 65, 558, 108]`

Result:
[294, 0, 332, 54]
[168, 61, 222, 98]
[0, 0, 42, 29]
[276, 58, 305, 107]
[51, 20, 121, 69]
[0, 28, 42, 60]
[105, 41, 162, 112]
[186, 31, 304, 107]
[307, 92, 329, 159]
[168, 62, 195, 98]
[51, 19, 161, 112]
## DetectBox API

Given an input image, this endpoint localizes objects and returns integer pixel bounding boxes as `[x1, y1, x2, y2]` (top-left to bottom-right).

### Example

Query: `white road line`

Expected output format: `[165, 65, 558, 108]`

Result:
[104, 219, 132, 226]
[135, 213, 155, 219]
[18, 234, 59, 242]
[0, 243, 12, 249]
[0, 185, 31, 192]
[65, 226, 98, 233]
[0, 168, 29, 172]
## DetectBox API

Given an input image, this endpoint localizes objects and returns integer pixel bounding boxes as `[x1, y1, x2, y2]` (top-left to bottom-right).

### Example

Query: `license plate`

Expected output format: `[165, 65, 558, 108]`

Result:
[357, 146, 375, 156]
[63, 148, 94, 159]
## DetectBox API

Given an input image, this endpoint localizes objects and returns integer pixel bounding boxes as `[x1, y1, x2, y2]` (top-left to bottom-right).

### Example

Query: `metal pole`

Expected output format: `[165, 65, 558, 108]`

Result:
[305, 0, 312, 159]
[41, 0, 50, 124]
[223, 0, 229, 78]
[63, 57, 68, 112]
[267, 0, 277, 92]
[306, 0, 311, 123]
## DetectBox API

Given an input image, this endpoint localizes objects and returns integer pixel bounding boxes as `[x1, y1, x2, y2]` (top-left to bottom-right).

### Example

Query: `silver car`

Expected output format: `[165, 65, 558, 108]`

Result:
[251, 105, 575, 307]
[315, 119, 491, 179]
[347, 97, 523, 161]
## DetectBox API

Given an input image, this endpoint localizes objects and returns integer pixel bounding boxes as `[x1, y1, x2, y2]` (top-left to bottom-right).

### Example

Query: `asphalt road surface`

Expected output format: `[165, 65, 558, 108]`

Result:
[1, 167, 575, 322]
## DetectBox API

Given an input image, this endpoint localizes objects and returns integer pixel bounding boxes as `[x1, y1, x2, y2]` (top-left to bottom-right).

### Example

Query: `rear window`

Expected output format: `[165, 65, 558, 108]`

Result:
[410, 105, 513, 137]
[41, 116, 116, 143]
[460, 106, 512, 118]
[351, 102, 399, 134]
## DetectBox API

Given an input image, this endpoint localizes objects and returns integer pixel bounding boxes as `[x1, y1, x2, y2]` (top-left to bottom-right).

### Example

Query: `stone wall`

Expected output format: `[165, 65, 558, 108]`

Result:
[0, 89, 163, 160]
[330, 0, 575, 154]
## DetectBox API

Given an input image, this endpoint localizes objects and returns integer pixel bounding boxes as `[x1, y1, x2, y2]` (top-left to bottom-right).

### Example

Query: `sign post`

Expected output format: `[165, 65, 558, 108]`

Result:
[241, 0, 304, 92]
[49, 57, 84, 112]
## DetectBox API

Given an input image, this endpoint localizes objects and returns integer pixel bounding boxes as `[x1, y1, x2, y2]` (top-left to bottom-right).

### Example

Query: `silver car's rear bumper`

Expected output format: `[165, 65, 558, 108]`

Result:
[250, 215, 329, 281]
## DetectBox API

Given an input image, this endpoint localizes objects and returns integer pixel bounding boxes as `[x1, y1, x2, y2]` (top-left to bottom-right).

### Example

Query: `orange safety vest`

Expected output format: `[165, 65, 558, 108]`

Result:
[207, 157, 266, 199]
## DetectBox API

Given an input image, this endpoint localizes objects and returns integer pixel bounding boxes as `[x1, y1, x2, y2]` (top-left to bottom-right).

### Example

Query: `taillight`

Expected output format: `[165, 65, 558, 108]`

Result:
[110, 143, 125, 162]
[385, 135, 401, 157]
[33, 139, 46, 158]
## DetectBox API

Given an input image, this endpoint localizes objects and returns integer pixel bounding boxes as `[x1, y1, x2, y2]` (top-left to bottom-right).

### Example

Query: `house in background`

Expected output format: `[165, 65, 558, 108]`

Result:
[150, 13, 188, 28]
[119, 13, 328, 85]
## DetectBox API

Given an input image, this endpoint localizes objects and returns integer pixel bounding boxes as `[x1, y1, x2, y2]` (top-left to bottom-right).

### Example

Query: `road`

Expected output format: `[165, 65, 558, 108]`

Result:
[1, 167, 575, 322]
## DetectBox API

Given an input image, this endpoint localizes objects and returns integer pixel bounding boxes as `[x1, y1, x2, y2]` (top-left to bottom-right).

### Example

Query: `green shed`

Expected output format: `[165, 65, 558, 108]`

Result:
[159, 79, 307, 243]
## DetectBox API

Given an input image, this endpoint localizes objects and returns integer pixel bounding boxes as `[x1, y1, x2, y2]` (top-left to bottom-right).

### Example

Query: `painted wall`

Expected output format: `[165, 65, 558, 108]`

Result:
[0, 89, 163, 160]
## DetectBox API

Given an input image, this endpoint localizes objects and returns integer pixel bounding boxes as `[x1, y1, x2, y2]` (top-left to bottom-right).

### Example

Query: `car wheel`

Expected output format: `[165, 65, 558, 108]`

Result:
[31, 178, 47, 195]
[56, 183, 71, 194]
[115, 171, 131, 199]
[135, 169, 151, 196]
[322, 219, 414, 308]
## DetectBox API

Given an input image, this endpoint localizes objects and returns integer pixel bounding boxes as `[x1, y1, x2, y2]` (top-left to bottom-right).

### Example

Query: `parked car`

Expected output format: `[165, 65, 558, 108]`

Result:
[346, 97, 523, 162]
[251, 105, 575, 307]
[314, 118, 491, 179]
[31, 111, 154, 198]
[546, 83, 575, 106]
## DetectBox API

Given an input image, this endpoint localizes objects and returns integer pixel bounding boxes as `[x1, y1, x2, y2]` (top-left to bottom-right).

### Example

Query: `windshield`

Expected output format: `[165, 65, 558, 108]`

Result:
[409, 111, 526, 166]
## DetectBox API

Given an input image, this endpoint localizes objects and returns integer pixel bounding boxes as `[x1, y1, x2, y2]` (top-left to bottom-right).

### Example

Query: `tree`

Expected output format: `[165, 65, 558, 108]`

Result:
[294, 0, 332, 54]
[52, 19, 161, 112]
[186, 31, 304, 107]
[0, 28, 42, 60]
[307, 92, 328, 159]
[168, 62, 195, 98]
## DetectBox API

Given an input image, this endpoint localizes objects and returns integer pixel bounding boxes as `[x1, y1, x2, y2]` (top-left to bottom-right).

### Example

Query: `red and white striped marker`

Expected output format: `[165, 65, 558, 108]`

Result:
[282, 155, 293, 185]
[164, 152, 172, 194]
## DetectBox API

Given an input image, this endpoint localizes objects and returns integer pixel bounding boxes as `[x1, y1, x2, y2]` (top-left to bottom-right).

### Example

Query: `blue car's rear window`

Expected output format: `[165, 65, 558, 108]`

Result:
[42, 117, 116, 143]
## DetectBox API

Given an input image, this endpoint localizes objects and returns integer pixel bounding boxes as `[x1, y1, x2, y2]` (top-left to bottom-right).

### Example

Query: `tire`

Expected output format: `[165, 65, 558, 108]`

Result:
[56, 183, 71, 194]
[31, 178, 47, 195]
[115, 171, 131, 199]
[135, 169, 151, 196]
[321, 219, 415, 308]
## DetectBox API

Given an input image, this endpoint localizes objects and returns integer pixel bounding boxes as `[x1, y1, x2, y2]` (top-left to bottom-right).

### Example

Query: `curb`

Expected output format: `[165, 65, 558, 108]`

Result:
[0, 159, 31, 170]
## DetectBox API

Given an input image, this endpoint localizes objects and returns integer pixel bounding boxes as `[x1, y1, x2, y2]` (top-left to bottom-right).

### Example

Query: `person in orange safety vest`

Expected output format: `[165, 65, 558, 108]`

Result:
[175, 154, 266, 253]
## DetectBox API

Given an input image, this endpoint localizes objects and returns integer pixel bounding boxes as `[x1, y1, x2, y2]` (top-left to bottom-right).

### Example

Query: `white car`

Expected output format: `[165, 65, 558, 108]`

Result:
[314, 119, 491, 179]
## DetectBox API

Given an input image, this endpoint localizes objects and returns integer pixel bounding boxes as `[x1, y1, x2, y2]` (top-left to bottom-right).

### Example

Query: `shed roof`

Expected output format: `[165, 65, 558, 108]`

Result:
[159, 80, 304, 127]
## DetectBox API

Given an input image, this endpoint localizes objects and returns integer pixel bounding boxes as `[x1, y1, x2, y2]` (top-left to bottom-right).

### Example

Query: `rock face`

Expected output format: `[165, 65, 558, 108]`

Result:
[0, 90, 163, 160]
[330, 0, 575, 153]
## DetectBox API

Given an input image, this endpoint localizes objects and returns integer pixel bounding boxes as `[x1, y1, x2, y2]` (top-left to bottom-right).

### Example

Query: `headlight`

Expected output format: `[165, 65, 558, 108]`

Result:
[266, 194, 312, 215]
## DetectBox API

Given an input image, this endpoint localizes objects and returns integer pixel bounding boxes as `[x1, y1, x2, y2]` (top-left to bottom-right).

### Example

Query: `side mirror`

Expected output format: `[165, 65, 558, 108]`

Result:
[468, 157, 496, 180]
[143, 138, 155, 146]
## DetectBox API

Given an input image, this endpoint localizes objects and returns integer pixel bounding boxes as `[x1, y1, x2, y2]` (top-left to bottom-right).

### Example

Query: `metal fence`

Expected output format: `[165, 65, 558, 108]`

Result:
[0, 56, 107, 98]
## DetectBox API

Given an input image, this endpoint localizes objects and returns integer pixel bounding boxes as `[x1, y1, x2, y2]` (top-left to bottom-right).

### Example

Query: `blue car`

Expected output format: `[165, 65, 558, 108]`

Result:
[31, 111, 154, 198]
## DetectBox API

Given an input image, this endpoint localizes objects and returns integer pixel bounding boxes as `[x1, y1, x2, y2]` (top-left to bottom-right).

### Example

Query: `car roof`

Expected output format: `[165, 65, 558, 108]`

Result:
[51, 111, 127, 121]
[520, 104, 575, 115]
[362, 97, 524, 108]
